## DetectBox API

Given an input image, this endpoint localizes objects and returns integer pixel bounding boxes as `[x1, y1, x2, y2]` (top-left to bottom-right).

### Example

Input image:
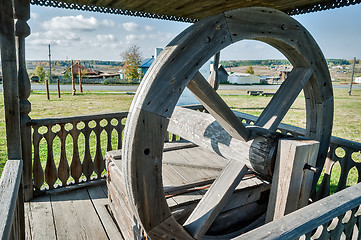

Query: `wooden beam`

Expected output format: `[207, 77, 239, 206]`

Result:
[0, 0, 22, 159]
[208, 52, 220, 90]
[168, 106, 277, 179]
[183, 161, 248, 239]
[266, 138, 319, 223]
[0, 160, 23, 240]
[255, 67, 312, 131]
[187, 72, 250, 142]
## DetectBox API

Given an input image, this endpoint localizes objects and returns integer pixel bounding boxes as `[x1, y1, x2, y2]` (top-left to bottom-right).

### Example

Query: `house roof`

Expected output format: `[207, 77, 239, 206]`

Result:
[31, 0, 361, 23]
[69, 63, 99, 75]
[140, 57, 155, 68]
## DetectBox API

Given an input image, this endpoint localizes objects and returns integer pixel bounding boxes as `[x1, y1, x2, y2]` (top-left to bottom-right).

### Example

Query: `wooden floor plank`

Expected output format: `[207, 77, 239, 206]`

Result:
[26, 195, 57, 240]
[87, 186, 124, 240]
[51, 188, 108, 240]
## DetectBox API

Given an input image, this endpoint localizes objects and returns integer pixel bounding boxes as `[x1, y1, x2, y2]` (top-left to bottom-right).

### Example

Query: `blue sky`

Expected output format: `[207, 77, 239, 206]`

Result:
[26, 4, 361, 61]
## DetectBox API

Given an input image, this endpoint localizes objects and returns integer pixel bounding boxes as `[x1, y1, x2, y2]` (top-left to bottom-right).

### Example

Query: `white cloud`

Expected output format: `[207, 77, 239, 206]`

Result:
[122, 22, 139, 32]
[102, 19, 115, 27]
[42, 15, 99, 32]
[96, 34, 117, 42]
[144, 25, 154, 32]
[28, 31, 81, 47]
[30, 13, 39, 20]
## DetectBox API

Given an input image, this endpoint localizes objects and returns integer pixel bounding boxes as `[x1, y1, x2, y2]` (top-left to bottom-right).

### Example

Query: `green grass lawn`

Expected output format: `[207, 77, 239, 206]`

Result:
[1, 88, 360, 190]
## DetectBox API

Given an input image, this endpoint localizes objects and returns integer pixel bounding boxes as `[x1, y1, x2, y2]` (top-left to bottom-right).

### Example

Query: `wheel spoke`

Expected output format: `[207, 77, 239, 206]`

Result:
[187, 72, 250, 141]
[183, 160, 248, 239]
[255, 67, 312, 131]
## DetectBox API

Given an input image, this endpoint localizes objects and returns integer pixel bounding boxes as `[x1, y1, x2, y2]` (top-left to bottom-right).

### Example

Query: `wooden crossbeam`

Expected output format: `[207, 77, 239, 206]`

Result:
[187, 72, 250, 142]
[183, 160, 248, 239]
[255, 67, 312, 131]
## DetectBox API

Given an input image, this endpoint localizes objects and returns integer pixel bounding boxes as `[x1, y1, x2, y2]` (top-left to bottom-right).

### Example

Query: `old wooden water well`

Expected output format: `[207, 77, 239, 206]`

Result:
[106, 7, 333, 239]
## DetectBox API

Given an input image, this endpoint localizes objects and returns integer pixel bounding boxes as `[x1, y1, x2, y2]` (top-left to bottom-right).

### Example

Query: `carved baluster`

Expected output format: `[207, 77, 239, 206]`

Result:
[58, 124, 69, 187]
[82, 120, 93, 181]
[70, 122, 82, 183]
[44, 125, 57, 189]
[93, 120, 104, 178]
[14, 0, 33, 200]
[344, 208, 357, 239]
[105, 118, 113, 151]
[116, 117, 125, 149]
[32, 126, 44, 192]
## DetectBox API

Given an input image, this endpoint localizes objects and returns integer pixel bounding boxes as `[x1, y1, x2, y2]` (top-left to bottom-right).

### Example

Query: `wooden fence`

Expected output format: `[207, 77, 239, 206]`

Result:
[27, 111, 180, 193]
[26, 108, 361, 198]
[0, 160, 24, 240]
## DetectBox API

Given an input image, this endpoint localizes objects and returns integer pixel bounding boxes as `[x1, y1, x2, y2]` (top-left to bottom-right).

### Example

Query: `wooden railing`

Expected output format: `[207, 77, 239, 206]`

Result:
[28, 112, 180, 193]
[234, 111, 361, 198]
[27, 107, 361, 198]
[28, 112, 127, 193]
[237, 181, 361, 239]
[0, 160, 24, 240]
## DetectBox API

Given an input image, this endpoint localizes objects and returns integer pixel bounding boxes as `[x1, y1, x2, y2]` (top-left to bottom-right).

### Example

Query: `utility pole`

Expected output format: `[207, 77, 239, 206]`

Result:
[46, 44, 51, 100]
[348, 57, 356, 96]
[48, 44, 52, 83]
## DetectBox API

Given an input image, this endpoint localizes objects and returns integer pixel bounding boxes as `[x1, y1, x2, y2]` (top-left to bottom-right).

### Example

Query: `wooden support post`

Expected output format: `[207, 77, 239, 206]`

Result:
[57, 79, 61, 98]
[14, 0, 33, 201]
[348, 57, 356, 96]
[71, 60, 76, 95]
[0, 0, 22, 160]
[266, 138, 319, 223]
[1, 0, 26, 238]
[208, 52, 220, 90]
[78, 60, 83, 93]
[45, 79, 50, 100]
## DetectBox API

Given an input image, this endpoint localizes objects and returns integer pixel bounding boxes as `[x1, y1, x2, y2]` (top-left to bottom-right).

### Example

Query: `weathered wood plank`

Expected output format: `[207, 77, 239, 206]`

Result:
[26, 195, 57, 240]
[87, 186, 124, 240]
[51, 189, 108, 240]
[169, 107, 277, 180]
[255, 67, 312, 131]
[184, 161, 248, 239]
[0, 160, 23, 240]
[122, 108, 172, 231]
[236, 182, 361, 240]
[188, 71, 250, 141]
[0, 0, 22, 161]
[266, 139, 319, 223]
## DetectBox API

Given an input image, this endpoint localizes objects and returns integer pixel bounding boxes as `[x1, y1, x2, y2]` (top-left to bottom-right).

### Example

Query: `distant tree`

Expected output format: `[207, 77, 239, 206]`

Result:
[121, 45, 142, 82]
[34, 66, 46, 82]
[245, 66, 254, 74]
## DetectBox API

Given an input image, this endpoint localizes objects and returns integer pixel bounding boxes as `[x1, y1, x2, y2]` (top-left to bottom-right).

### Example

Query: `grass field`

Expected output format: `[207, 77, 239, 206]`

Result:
[1, 87, 360, 190]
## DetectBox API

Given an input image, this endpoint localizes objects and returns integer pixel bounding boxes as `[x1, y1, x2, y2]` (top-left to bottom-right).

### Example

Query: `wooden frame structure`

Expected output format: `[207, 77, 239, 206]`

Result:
[1, 0, 361, 239]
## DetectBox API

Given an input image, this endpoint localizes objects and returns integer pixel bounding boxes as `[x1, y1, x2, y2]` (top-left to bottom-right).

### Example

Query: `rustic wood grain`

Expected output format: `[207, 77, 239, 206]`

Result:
[188, 71, 250, 141]
[26, 195, 57, 240]
[87, 186, 124, 240]
[168, 106, 277, 179]
[58, 124, 69, 187]
[183, 161, 248, 239]
[266, 139, 319, 223]
[0, 160, 23, 240]
[255, 67, 312, 131]
[236, 182, 361, 240]
[51, 189, 108, 240]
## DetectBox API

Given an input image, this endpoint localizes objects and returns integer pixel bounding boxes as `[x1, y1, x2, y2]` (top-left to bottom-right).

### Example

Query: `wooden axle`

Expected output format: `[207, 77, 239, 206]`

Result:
[168, 106, 280, 180]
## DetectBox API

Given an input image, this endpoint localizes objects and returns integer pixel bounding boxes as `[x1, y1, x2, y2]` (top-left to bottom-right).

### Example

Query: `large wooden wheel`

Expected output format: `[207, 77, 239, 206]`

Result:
[122, 7, 333, 239]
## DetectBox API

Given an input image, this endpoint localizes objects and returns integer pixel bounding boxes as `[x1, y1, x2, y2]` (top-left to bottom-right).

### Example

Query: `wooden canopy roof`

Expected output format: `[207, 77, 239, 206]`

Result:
[31, 0, 361, 22]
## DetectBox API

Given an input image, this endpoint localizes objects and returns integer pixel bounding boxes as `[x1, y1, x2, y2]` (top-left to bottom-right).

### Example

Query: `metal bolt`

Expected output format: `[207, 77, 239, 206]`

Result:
[205, 36, 211, 44]
[304, 163, 318, 173]
[281, 24, 287, 30]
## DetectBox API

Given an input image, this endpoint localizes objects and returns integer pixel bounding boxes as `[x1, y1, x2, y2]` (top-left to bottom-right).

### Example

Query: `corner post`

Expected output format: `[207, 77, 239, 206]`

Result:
[14, 0, 33, 201]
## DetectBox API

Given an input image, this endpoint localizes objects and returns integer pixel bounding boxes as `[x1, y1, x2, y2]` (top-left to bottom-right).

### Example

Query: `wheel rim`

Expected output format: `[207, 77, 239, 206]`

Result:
[122, 7, 333, 238]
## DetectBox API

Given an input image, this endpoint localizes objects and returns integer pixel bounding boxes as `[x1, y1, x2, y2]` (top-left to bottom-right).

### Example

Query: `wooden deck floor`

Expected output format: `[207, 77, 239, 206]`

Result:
[25, 142, 269, 239]
[24, 183, 123, 240]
